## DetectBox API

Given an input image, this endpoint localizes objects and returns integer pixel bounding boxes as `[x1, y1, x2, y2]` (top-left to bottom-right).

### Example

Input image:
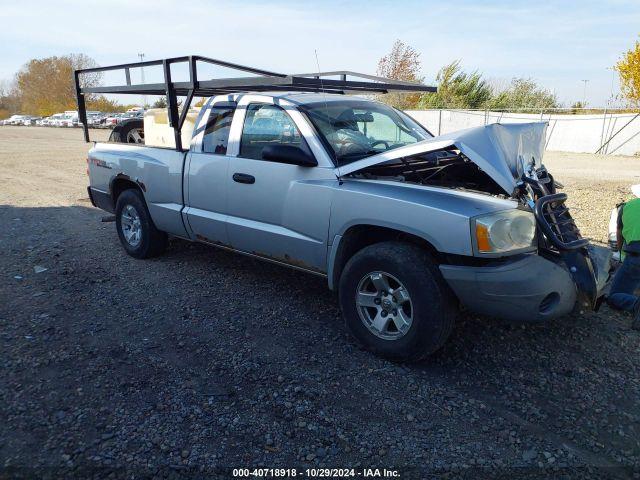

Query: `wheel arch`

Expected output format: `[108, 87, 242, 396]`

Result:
[110, 174, 147, 208]
[327, 223, 441, 291]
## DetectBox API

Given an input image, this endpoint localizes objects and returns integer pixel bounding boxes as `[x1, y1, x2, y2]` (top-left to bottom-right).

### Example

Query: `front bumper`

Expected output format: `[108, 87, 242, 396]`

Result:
[440, 244, 611, 322]
[440, 254, 577, 322]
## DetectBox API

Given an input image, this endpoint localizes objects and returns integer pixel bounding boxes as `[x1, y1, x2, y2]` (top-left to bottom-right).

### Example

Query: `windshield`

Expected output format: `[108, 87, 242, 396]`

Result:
[300, 100, 432, 165]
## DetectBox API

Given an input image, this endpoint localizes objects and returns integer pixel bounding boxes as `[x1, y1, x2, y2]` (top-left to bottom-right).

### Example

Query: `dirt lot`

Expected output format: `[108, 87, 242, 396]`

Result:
[1, 126, 639, 479]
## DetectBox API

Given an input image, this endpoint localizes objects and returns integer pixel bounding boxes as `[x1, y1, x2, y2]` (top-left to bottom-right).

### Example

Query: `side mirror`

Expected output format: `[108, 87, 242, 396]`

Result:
[262, 145, 318, 167]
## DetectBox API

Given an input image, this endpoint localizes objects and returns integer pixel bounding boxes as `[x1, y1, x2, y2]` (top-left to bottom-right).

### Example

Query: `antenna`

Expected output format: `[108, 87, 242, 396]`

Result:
[314, 49, 330, 113]
[138, 53, 147, 108]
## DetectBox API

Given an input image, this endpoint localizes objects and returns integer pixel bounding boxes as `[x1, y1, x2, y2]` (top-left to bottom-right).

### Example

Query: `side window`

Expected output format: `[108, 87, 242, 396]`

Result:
[202, 103, 236, 154]
[239, 103, 308, 160]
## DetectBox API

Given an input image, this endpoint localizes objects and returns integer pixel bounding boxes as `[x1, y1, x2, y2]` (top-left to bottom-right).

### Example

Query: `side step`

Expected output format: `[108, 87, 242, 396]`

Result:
[101, 215, 116, 223]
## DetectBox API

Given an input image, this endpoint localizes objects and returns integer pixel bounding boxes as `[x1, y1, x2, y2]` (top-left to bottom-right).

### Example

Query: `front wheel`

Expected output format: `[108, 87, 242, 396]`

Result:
[339, 242, 457, 362]
[115, 189, 167, 258]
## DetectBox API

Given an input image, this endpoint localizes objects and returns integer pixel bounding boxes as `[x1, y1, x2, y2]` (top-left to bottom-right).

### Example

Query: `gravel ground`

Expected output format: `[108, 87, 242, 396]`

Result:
[1, 126, 639, 479]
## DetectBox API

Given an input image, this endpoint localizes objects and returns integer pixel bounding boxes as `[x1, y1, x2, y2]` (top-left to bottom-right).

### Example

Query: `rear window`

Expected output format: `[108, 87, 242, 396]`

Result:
[203, 103, 236, 155]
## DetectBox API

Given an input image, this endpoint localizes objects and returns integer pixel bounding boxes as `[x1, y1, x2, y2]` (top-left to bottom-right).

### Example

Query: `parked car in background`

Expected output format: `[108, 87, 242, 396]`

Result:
[50, 113, 77, 127]
[21, 116, 42, 126]
[95, 114, 112, 128]
[45, 113, 66, 126]
[85, 111, 104, 127]
[2, 114, 28, 125]
[124, 110, 144, 120]
[49, 115, 66, 127]
[65, 111, 79, 127]
[104, 113, 126, 128]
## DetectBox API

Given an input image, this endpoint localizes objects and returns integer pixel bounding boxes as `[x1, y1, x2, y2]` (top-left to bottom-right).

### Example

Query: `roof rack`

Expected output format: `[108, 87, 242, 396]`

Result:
[74, 55, 436, 150]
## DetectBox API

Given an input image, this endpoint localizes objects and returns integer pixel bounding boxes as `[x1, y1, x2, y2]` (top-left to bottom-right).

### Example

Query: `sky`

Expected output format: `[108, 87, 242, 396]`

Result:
[1, 0, 639, 107]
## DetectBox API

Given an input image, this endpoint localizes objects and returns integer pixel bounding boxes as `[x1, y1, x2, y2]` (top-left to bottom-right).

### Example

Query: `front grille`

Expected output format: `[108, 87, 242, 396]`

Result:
[534, 193, 588, 250]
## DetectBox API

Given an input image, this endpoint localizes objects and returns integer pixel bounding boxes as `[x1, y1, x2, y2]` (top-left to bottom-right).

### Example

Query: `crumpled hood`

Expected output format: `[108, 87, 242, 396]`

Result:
[336, 122, 547, 195]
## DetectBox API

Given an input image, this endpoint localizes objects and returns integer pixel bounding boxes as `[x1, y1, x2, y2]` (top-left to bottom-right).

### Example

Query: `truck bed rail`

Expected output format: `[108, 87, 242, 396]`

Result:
[74, 55, 436, 151]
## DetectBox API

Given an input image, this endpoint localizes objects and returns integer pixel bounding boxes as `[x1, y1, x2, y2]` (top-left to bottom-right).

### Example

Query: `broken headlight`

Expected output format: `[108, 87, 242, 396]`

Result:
[472, 209, 537, 255]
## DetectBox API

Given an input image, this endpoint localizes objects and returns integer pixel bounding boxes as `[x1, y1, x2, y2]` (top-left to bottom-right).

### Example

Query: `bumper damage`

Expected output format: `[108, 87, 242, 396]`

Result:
[440, 245, 611, 322]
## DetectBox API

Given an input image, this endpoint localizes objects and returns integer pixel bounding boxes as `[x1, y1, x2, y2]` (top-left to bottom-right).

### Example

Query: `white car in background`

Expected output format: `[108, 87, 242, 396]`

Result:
[63, 111, 79, 127]
[86, 112, 104, 127]
[21, 116, 42, 126]
[104, 113, 126, 128]
[50, 113, 76, 127]
[2, 114, 28, 125]
[46, 113, 66, 126]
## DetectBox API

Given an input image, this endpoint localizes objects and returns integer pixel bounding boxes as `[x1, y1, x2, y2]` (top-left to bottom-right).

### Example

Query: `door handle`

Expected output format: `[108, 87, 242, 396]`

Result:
[232, 173, 255, 184]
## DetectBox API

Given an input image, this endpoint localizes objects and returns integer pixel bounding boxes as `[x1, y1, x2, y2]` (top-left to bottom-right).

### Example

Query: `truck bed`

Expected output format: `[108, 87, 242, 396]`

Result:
[88, 142, 188, 238]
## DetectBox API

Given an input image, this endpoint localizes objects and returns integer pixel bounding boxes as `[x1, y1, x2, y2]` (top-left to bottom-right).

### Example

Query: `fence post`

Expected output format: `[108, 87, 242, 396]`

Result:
[438, 109, 442, 135]
[599, 108, 608, 155]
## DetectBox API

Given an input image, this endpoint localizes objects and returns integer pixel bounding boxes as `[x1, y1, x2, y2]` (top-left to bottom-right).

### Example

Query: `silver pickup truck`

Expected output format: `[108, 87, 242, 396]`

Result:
[78, 56, 609, 362]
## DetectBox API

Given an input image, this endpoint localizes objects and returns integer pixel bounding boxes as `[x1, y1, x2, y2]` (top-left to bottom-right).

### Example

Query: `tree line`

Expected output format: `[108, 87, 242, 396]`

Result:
[0, 54, 134, 119]
[377, 40, 560, 111]
[377, 39, 640, 111]
[1, 40, 640, 119]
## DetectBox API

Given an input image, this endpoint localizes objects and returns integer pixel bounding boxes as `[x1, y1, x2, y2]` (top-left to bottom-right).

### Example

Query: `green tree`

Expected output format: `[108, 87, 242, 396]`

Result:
[616, 37, 640, 106]
[418, 61, 492, 109]
[570, 101, 586, 114]
[86, 96, 126, 112]
[152, 97, 167, 108]
[376, 40, 423, 109]
[488, 78, 558, 111]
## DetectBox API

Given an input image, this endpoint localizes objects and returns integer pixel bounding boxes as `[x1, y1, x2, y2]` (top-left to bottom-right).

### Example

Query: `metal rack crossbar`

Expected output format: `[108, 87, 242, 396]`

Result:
[74, 55, 436, 150]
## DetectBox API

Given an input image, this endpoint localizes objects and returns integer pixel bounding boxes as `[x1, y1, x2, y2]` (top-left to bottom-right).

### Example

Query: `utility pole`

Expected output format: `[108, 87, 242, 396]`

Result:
[581, 79, 589, 106]
[138, 53, 146, 108]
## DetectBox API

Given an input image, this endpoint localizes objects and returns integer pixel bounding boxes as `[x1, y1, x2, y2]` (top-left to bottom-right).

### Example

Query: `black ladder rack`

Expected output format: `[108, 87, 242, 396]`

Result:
[74, 55, 436, 151]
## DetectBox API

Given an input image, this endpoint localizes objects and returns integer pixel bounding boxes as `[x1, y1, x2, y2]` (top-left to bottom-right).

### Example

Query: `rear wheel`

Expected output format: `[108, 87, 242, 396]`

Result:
[109, 118, 144, 144]
[115, 189, 167, 258]
[339, 241, 457, 362]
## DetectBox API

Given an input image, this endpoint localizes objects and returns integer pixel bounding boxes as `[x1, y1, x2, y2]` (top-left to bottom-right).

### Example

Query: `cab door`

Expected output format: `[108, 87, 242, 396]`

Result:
[184, 100, 236, 245]
[224, 100, 335, 273]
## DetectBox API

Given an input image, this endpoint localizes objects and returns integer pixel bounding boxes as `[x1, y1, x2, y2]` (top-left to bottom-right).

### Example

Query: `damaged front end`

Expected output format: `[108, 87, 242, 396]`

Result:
[338, 122, 610, 313]
[522, 168, 610, 310]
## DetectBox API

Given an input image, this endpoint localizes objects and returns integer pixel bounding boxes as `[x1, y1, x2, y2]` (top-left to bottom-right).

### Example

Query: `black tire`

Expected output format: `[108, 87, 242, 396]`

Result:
[339, 241, 457, 362]
[115, 189, 167, 259]
[109, 118, 144, 144]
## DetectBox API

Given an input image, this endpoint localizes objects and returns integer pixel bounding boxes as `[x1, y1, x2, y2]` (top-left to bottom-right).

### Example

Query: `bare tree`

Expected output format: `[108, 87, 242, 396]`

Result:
[0, 78, 21, 118]
[376, 40, 423, 109]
